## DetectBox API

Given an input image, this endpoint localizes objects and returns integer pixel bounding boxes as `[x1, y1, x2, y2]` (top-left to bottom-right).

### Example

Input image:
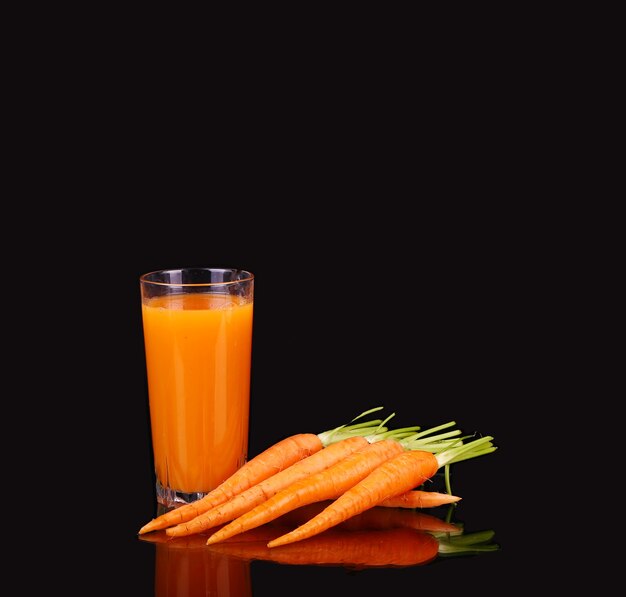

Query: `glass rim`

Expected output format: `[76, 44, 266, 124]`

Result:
[140, 267, 254, 288]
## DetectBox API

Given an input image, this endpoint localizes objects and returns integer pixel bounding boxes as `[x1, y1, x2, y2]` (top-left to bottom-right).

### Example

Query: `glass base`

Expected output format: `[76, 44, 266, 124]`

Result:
[155, 478, 209, 509]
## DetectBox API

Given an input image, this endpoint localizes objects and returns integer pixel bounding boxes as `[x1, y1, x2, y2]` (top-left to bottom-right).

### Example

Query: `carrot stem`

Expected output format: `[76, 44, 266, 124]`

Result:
[374, 412, 397, 434]
[317, 406, 390, 445]
[434, 436, 496, 467]
[444, 464, 452, 495]
[407, 421, 458, 439]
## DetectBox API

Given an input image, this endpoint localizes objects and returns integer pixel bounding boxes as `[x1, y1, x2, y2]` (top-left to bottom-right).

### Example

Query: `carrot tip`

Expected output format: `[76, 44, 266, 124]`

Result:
[267, 537, 286, 548]
[138, 520, 163, 534]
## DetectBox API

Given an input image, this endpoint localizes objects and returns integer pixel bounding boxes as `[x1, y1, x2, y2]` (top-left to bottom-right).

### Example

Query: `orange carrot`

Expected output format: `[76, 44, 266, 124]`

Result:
[139, 407, 388, 535]
[165, 486, 461, 537]
[327, 488, 460, 509]
[378, 489, 461, 508]
[167, 484, 459, 538]
[205, 438, 406, 545]
[211, 527, 440, 569]
[277, 500, 461, 534]
[166, 435, 370, 537]
[266, 435, 495, 548]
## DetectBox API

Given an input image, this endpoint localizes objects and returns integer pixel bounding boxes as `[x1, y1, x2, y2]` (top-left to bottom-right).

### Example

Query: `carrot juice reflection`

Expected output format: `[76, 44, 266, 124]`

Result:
[150, 534, 252, 597]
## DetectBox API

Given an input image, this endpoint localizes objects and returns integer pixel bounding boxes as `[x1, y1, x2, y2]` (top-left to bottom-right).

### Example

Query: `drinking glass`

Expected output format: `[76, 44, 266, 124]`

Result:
[140, 267, 254, 507]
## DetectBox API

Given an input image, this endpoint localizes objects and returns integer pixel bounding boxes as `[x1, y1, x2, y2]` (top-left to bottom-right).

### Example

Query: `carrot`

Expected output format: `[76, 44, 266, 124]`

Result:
[266, 435, 495, 548]
[167, 485, 460, 538]
[327, 488, 461, 509]
[139, 407, 390, 535]
[204, 438, 406, 545]
[165, 435, 371, 537]
[276, 500, 462, 534]
[378, 489, 461, 508]
[211, 527, 440, 569]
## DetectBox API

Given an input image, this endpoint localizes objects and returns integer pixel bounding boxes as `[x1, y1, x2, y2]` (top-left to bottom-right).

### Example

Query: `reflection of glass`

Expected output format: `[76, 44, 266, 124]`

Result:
[152, 534, 252, 597]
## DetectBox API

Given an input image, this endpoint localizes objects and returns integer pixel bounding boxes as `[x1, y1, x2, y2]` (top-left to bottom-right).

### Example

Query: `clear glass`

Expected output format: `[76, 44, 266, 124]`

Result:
[140, 267, 254, 508]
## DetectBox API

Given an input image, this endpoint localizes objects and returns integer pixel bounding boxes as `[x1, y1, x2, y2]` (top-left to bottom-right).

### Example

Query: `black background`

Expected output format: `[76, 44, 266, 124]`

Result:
[6, 18, 591, 591]
[10, 56, 555, 590]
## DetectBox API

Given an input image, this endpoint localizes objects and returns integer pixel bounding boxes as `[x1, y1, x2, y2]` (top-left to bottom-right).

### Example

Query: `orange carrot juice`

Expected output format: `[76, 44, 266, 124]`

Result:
[142, 292, 253, 496]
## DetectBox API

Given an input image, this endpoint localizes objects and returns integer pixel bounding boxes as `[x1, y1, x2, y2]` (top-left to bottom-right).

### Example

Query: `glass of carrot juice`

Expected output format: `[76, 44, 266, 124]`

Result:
[139, 267, 254, 508]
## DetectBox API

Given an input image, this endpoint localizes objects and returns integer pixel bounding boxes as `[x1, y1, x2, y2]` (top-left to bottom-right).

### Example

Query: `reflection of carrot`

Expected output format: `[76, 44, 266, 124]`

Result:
[211, 527, 440, 569]
[266, 436, 494, 548]
[138, 525, 283, 548]
[166, 436, 370, 537]
[139, 408, 387, 534]
[205, 439, 406, 545]
[141, 524, 498, 571]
